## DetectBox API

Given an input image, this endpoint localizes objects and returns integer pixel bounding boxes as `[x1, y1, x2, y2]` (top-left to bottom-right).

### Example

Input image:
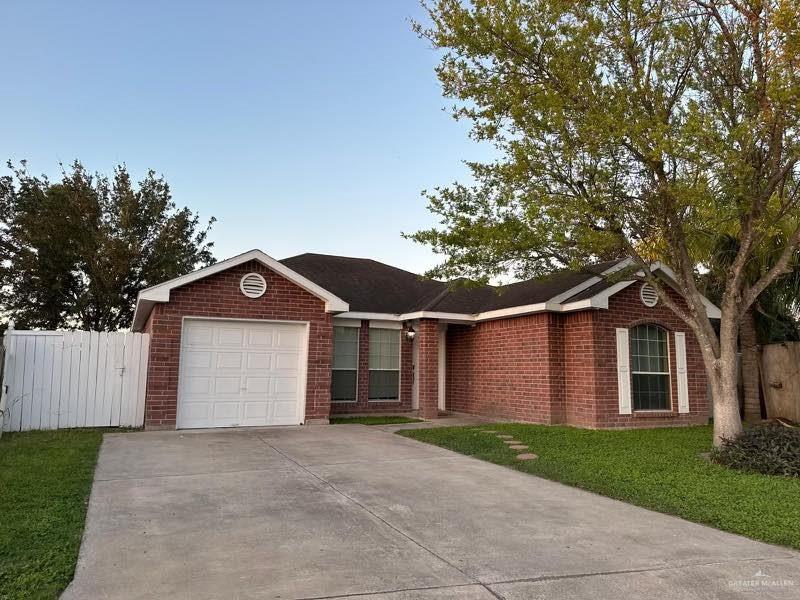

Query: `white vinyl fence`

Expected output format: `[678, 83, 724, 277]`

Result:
[0, 330, 150, 432]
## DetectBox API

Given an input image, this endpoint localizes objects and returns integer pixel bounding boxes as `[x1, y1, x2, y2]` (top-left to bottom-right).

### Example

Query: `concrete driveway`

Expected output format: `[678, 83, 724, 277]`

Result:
[63, 425, 799, 600]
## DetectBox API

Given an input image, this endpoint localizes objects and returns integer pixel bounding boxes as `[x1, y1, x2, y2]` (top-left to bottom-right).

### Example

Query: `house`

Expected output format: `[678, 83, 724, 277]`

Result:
[131, 249, 718, 430]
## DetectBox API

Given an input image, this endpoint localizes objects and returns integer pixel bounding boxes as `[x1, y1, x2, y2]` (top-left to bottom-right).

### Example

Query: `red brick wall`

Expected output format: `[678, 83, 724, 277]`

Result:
[330, 321, 414, 415]
[417, 319, 440, 419]
[142, 260, 332, 429]
[563, 311, 599, 427]
[583, 283, 709, 428]
[446, 313, 562, 423]
[445, 283, 709, 429]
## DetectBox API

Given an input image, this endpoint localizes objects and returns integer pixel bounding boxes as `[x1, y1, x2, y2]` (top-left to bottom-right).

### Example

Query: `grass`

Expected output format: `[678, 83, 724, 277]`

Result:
[399, 424, 800, 550]
[330, 415, 423, 425]
[0, 429, 103, 599]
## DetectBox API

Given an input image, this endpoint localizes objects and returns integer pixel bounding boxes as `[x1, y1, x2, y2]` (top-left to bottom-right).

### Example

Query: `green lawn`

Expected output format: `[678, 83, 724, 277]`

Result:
[399, 424, 800, 550]
[330, 415, 423, 425]
[0, 429, 103, 600]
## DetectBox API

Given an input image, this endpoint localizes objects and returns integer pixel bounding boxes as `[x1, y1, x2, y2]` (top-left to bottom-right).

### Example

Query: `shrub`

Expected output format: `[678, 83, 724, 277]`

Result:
[712, 425, 800, 477]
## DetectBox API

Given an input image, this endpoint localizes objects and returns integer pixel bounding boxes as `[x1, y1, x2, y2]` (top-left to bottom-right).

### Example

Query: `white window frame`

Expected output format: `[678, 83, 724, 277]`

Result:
[629, 324, 673, 412]
[368, 327, 401, 402]
[331, 325, 359, 403]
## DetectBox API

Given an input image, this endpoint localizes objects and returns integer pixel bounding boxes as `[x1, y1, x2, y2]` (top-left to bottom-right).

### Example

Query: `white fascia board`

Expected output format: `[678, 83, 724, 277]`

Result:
[332, 318, 362, 327]
[547, 277, 602, 304]
[635, 262, 722, 319]
[333, 312, 403, 321]
[472, 302, 553, 322]
[368, 320, 402, 330]
[560, 281, 635, 311]
[131, 249, 350, 330]
[400, 311, 480, 323]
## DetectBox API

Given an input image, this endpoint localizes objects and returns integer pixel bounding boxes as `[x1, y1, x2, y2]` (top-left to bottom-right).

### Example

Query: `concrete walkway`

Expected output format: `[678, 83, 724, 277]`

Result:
[63, 425, 799, 599]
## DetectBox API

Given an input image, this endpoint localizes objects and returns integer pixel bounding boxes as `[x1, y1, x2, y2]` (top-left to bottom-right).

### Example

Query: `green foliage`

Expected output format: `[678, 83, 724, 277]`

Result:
[409, 0, 800, 285]
[0, 429, 103, 599]
[712, 425, 800, 477]
[0, 160, 215, 331]
[330, 415, 423, 425]
[400, 424, 800, 549]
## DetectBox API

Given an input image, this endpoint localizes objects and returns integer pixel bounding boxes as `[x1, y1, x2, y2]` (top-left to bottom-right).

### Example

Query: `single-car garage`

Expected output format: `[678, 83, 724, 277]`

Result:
[177, 319, 308, 428]
[132, 250, 349, 430]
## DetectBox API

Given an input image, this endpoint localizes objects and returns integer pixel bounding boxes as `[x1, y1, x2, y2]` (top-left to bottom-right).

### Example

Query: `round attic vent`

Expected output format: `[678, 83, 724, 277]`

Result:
[640, 283, 659, 307]
[240, 273, 267, 298]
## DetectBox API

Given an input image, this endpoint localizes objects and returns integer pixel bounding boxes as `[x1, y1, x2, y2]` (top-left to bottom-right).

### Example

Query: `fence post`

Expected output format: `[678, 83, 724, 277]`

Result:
[0, 322, 12, 436]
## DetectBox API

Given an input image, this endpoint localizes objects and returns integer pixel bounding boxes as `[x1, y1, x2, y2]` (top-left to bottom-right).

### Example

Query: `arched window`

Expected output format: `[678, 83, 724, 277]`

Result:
[629, 324, 671, 410]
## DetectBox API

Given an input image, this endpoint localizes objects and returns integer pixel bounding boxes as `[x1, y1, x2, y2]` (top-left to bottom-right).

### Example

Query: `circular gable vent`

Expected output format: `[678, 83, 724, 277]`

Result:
[240, 273, 267, 298]
[640, 283, 659, 307]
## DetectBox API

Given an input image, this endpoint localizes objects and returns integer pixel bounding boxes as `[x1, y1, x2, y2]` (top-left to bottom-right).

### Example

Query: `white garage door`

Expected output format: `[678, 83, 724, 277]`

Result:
[177, 319, 306, 428]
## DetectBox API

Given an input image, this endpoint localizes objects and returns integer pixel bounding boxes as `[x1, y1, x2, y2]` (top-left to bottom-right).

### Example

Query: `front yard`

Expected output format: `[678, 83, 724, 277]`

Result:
[0, 429, 103, 599]
[399, 424, 800, 550]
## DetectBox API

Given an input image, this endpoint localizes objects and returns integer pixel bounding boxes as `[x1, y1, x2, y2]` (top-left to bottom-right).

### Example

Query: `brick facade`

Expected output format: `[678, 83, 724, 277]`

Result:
[445, 283, 709, 429]
[140, 257, 709, 430]
[417, 319, 440, 419]
[142, 260, 333, 429]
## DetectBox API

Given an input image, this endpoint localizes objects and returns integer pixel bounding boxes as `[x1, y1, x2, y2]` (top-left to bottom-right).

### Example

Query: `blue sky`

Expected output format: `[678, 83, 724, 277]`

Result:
[1, 1, 492, 274]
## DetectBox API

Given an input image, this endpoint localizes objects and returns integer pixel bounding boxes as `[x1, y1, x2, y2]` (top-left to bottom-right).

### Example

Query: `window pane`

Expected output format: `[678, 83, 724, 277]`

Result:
[369, 370, 399, 400]
[632, 373, 670, 410]
[331, 370, 357, 402]
[333, 326, 359, 370]
[630, 324, 670, 410]
[369, 328, 400, 370]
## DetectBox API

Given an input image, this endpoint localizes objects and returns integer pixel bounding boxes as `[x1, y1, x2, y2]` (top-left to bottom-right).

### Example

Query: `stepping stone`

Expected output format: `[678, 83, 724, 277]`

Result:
[516, 453, 538, 460]
[497, 435, 513, 439]
[502, 440, 520, 445]
[509, 445, 528, 450]
[480, 430, 497, 434]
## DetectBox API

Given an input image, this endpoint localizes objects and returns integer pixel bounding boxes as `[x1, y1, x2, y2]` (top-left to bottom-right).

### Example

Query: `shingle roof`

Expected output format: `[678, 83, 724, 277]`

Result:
[279, 254, 445, 313]
[280, 253, 622, 315]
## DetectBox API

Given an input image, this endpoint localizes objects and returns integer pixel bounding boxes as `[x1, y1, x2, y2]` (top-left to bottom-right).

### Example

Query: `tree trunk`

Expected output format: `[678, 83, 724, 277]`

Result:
[706, 329, 744, 446]
[740, 307, 762, 423]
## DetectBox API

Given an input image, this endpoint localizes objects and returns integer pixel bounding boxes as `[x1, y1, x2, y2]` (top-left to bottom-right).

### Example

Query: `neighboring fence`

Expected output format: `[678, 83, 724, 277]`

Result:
[761, 342, 800, 423]
[0, 330, 150, 432]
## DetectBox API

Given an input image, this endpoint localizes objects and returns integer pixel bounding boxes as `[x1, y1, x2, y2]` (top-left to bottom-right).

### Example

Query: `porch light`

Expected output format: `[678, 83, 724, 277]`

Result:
[405, 326, 416, 341]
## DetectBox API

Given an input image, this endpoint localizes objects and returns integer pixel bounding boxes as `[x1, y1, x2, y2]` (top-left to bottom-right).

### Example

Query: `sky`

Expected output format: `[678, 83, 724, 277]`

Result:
[1, 1, 493, 275]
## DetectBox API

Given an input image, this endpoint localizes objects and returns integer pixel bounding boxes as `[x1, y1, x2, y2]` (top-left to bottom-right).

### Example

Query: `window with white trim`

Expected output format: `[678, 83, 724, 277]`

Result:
[331, 326, 358, 402]
[630, 324, 671, 410]
[368, 328, 400, 400]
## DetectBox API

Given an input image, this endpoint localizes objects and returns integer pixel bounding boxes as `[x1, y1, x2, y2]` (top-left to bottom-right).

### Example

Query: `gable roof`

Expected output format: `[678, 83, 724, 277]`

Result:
[131, 249, 349, 331]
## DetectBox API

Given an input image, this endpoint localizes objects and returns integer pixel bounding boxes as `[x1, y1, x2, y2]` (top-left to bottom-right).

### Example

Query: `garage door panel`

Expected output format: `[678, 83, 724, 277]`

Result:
[213, 377, 243, 395]
[180, 401, 211, 422]
[275, 377, 298, 394]
[273, 398, 300, 418]
[244, 376, 269, 394]
[276, 329, 302, 349]
[216, 352, 243, 369]
[275, 352, 300, 370]
[178, 320, 306, 429]
[247, 329, 274, 348]
[185, 326, 214, 347]
[185, 351, 213, 369]
[218, 327, 245, 346]
[186, 377, 213, 395]
[242, 401, 269, 420]
[211, 401, 239, 422]
[246, 352, 272, 370]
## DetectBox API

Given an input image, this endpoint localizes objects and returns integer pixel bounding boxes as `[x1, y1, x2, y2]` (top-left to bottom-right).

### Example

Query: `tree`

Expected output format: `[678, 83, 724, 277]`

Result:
[0, 161, 215, 331]
[409, 1, 800, 445]
[705, 233, 800, 421]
